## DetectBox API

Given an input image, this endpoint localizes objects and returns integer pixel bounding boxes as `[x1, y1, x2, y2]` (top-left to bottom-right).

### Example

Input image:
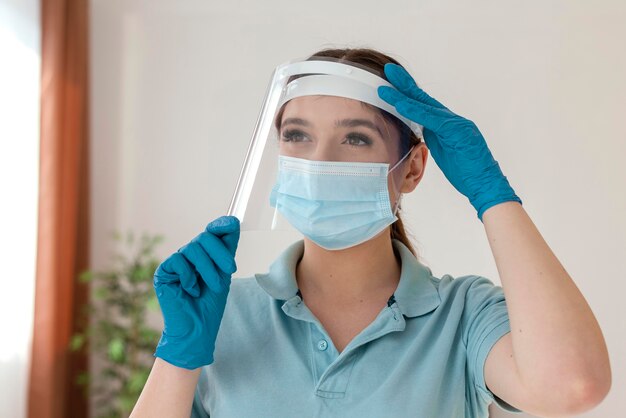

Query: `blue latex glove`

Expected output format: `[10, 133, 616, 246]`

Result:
[378, 63, 522, 221]
[153, 216, 240, 369]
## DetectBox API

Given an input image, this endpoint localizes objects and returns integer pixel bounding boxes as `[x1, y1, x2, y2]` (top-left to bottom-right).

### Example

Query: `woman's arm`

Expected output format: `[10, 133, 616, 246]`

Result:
[482, 201, 611, 415]
[377, 62, 612, 415]
[130, 216, 239, 416]
[130, 358, 201, 418]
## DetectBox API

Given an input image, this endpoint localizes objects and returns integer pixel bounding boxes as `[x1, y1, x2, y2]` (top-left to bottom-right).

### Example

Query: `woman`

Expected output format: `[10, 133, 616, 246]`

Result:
[130, 48, 611, 417]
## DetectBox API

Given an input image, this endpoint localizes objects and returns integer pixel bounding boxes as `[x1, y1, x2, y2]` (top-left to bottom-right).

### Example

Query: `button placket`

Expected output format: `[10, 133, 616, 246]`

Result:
[306, 323, 336, 391]
[317, 339, 328, 351]
[314, 347, 361, 398]
[285, 294, 405, 398]
[311, 324, 336, 359]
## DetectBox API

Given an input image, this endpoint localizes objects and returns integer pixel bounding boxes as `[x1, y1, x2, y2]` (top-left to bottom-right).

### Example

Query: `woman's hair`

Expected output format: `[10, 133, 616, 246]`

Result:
[275, 47, 422, 256]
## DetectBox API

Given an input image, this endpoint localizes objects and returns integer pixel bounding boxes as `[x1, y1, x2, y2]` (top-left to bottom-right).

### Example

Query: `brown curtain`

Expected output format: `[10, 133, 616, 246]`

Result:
[28, 0, 90, 417]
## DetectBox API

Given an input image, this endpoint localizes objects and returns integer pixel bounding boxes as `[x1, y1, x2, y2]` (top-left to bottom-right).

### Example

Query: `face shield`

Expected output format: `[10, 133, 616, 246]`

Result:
[228, 56, 424, 239]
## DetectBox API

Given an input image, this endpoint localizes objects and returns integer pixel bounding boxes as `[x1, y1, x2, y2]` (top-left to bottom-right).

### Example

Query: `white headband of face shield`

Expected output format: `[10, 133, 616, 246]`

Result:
[276, 61, 425, 141]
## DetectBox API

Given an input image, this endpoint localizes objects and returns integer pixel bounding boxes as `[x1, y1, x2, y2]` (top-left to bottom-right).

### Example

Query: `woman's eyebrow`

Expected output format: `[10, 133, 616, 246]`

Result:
[282, 117, 384, 137]
[336, 118, 384, 137]
[282, 117, 311, 127]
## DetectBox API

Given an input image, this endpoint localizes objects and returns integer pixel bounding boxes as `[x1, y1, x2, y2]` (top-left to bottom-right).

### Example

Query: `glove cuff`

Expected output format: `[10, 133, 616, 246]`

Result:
[154, 348, 214, 370]
[154, 332, 216, 370]
[473, 174, 523, 221]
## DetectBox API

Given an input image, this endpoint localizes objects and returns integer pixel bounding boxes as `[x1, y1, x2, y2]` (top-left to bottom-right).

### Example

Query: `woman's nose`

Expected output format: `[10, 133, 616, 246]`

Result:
[310, 139, 337, 162]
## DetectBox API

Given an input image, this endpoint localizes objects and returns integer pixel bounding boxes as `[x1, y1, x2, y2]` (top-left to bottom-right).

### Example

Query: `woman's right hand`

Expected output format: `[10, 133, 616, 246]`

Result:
[153, 215, 240, 370]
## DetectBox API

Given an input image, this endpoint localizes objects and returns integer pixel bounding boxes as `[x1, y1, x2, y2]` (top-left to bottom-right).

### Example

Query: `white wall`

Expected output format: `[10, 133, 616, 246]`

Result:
[0, 0, 40, 417]
[90, 1, 626, 416]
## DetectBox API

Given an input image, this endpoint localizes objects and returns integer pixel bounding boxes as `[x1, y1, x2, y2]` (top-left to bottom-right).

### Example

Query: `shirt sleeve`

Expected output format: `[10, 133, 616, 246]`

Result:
[461, 275, 524, 414]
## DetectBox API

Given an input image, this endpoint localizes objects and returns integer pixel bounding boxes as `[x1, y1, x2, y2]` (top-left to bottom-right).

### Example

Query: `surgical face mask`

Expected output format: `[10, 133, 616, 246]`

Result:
[269, 148, 413, 250]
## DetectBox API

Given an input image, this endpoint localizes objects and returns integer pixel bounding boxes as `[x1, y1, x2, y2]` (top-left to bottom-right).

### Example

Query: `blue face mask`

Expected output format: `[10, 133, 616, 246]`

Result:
[269, 149, 413, 250]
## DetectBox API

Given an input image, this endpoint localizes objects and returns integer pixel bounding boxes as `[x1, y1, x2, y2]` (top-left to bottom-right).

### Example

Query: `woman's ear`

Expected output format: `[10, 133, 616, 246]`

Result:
[401, 142, 428, 193]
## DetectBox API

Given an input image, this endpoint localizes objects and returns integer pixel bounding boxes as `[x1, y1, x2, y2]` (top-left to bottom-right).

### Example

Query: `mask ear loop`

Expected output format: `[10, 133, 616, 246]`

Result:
[372, 109, 415, 216]
[388, 145, 415, 215]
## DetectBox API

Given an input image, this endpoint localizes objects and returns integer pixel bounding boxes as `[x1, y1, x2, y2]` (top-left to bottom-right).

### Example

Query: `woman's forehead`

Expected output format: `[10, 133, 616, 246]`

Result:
[281, 95, 383, 126]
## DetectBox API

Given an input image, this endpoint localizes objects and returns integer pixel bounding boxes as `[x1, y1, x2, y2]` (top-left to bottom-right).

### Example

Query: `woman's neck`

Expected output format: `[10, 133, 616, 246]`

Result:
[295, 231, 402, 307]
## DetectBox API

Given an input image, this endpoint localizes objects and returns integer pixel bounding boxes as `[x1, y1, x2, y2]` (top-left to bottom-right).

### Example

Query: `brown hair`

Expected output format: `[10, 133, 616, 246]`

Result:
[275, 47, 422, 256]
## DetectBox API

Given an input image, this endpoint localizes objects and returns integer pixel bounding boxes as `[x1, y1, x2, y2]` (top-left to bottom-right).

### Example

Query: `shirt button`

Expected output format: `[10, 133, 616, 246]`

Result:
[317, 339, 328, 351]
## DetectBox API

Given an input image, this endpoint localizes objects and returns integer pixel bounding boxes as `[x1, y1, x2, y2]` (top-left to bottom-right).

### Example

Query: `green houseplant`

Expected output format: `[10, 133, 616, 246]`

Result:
[71, 232, 164, 418]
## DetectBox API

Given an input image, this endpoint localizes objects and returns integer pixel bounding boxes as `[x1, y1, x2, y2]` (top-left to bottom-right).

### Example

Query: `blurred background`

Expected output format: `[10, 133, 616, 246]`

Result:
[1, 0, 624, 417]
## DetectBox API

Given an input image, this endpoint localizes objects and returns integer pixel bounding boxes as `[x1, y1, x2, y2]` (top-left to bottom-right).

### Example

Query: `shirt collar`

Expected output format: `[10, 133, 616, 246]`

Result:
[255, 239, 441, 318]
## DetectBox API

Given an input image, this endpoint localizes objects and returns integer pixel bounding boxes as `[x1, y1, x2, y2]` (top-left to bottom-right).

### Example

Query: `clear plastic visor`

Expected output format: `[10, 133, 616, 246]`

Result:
[228, 57, 424, 231]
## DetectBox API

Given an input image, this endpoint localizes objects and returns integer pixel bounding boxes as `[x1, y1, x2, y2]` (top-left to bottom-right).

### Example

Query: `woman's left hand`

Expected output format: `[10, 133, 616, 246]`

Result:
[378, 63, 522, 221]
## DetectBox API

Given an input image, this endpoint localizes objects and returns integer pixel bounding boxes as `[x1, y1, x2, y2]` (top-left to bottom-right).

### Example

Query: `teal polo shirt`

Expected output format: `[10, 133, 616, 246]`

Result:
[191, 239, 523, 417]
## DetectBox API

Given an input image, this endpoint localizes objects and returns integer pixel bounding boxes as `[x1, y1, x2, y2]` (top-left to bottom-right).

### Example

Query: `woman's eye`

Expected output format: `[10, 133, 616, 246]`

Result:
[343, 133, 372, 147]
[281, 129, 309, 142]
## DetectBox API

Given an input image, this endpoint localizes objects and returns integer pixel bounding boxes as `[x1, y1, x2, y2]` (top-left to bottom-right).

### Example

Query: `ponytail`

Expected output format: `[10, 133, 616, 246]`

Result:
[390, 214, 417, 257]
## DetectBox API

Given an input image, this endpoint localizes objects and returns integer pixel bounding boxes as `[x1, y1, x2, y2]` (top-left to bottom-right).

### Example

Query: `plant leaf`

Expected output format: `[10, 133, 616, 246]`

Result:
[107, 338, 125, 362]
[69, 334, 85, 351]
[119, 393, 138, 413]
[146, 294, 159, 312]
[127, 369, 150, 394]
[75, 371, 90, 387]
[78, 271, 93, 283]
[94, 287, 109, 300]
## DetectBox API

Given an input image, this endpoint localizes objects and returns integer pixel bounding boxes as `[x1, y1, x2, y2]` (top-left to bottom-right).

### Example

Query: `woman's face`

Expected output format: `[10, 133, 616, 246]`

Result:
[277, 95, 413, 206]
[278, 95, 401, 164]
